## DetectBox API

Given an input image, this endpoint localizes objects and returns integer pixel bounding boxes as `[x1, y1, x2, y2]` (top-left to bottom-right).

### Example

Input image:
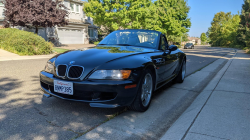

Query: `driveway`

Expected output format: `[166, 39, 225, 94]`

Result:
[0, 46, 233, 140]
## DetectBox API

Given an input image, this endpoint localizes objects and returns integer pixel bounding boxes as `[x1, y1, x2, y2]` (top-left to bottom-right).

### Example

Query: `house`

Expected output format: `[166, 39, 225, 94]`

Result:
[0, 0, 98, 44]
[187, 37, 201, 45]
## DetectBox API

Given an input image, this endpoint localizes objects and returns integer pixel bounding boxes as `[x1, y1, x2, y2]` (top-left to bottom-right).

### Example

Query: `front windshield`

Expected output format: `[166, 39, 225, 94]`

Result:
[99, 30, 160, 49]
[186, 43, 192, 45]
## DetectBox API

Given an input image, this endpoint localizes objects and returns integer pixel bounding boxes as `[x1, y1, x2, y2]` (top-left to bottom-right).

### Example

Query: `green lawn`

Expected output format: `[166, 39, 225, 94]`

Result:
[53, 48, 69, 54]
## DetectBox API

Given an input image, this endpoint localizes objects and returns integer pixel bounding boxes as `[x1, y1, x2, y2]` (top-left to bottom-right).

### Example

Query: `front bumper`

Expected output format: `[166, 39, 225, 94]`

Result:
[184, 46, 192, 48]
[40, 71, 138, 108]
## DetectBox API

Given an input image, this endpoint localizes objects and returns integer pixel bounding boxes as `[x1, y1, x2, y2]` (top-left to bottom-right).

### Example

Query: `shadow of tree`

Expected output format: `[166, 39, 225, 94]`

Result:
[0, 77, 22, 98]
[0, 75, 125, 140]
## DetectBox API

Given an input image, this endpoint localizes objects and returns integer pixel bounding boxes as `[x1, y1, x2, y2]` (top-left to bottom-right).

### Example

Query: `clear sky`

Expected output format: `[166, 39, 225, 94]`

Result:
[188, 0, 244, 37]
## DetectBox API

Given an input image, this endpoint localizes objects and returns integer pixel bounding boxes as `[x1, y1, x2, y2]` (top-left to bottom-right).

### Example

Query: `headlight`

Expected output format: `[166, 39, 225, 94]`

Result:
[88, 70, 131, 79]
[44, 62, 54, 74]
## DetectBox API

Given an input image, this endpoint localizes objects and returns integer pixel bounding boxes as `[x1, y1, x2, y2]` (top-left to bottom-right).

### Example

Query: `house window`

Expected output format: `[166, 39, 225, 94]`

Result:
[63, 1, 67, 8]
[0, 1, 4, 6]
[76, 4, 80, 13]
[88, 29, 94, 38]
[70, 3, 74, 12]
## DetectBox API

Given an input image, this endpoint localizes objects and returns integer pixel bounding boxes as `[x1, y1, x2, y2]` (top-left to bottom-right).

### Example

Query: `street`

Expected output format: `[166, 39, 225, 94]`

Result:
[0, 46, 233, 140]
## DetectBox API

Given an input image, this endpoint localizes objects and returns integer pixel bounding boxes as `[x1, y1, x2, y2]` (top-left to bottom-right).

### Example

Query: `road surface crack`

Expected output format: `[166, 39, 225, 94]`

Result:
[34, 107, 47, 116]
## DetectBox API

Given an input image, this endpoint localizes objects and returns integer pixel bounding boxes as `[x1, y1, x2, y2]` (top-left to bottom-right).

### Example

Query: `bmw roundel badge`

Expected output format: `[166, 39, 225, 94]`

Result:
[69, 61, 75, 65]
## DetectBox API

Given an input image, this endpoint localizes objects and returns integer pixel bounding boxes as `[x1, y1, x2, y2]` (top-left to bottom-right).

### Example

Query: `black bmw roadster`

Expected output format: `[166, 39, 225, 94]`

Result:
[40, 29, 186, 112]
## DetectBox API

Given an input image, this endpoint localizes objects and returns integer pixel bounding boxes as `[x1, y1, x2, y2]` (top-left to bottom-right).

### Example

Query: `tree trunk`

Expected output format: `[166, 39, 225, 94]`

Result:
[35, 26, 38, 34]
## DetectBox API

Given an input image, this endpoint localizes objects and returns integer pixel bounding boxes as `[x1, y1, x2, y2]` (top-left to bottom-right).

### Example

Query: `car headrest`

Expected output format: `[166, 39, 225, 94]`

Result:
[127, 34, 140, 45]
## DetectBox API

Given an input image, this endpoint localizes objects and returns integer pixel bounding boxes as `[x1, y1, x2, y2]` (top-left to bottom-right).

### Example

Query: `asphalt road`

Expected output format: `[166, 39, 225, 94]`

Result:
[0, 46, 233, 140]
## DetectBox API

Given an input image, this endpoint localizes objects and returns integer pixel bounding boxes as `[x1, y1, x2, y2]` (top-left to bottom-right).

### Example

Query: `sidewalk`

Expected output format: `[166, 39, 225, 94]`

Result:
[0, 44, 95, 61]
[161, 50, 250, 140]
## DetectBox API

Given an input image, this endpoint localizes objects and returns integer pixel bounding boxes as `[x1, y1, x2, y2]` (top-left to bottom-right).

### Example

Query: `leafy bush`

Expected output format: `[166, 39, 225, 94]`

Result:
[247, 50, 250, 54]
[0, 28, 53, 55]
[177, 45, 181, 48]
[89, 38, 98, 44]
[94, 41, 100, 45]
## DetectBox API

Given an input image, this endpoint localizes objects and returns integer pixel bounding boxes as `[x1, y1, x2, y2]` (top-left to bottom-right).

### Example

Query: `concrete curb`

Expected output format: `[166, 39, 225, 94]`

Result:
[0, 55, 56, 61]
[160, 51, 237, 140]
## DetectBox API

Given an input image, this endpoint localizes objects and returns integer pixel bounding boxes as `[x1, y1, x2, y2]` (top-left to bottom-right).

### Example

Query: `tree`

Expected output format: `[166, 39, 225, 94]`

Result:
[3, 0, 69, 34]
[84, 0, 155, 32]
[154, 0, 191, 42]
[84, 0, 191, 41]
[207, 12, 240, 46]
[200, 32, 207, 43]
[237, 0, 250, 48]
[182, 33, 189, 42]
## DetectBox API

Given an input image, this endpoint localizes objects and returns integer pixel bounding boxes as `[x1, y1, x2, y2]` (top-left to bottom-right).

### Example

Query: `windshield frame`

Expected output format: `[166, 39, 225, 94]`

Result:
[98, 29, 161, 50]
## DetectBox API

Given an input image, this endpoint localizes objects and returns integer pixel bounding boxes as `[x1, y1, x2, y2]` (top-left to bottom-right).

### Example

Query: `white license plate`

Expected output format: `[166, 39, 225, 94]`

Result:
[54, 80, 73, 95]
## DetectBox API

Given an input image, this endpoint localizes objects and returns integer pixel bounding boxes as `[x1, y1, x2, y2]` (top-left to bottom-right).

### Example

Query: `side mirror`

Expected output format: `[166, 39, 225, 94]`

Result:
[169, 45, 177, 51]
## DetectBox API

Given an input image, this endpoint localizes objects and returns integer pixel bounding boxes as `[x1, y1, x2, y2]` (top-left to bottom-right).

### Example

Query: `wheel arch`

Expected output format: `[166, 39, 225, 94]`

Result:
[177, 53, 186, 74]
[143, 63, 157, 91]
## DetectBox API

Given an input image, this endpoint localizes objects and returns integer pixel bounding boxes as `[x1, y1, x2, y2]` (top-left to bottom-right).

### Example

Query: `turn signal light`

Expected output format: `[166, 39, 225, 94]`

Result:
[125, 84, 137, 89]
[121, 70, 131, 79]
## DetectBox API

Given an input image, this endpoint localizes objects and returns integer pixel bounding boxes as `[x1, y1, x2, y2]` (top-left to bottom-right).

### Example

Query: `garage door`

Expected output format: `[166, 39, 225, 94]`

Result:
[57, 28, 84, 44]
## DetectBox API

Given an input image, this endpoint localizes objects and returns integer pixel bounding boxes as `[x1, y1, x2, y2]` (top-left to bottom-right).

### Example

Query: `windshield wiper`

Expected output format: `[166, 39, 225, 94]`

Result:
[98, 44, 132, 46]
[116, 44, 132, 46]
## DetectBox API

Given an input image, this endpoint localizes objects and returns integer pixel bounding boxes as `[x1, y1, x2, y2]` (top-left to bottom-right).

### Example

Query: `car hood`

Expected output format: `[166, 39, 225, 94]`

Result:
[52, 45, 155, 78]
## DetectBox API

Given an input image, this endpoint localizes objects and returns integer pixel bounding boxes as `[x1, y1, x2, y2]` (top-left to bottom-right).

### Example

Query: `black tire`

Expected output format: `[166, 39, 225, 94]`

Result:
[175, 60, 186, 83]
[128, 69, 154, 112]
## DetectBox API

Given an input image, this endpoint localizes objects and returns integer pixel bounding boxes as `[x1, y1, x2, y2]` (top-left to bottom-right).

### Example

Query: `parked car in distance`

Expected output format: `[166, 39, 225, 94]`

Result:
[184, 43, 194, 49]
[40, 29, 186, 112]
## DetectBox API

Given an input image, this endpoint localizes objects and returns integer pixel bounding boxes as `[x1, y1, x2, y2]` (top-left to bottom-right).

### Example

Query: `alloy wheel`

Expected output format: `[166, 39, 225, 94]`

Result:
[141, 73, 153, 107]
[182, 61, 186, 80]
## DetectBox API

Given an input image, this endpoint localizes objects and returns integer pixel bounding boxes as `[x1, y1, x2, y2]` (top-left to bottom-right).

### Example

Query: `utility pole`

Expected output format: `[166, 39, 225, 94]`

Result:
[181, 36, 182, 47]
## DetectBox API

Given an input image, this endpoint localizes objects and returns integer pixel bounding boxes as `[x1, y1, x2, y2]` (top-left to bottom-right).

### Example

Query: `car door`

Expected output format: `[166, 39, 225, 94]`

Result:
[152, 35, 177, 82]
[161, 35, 179, 80]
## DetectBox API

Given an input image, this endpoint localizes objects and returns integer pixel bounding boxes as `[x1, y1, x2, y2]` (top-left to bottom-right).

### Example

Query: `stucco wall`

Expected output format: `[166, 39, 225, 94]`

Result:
[0, 6, 4, 16]
[0, 4, 4, 26]
[64, 0, 84, 20]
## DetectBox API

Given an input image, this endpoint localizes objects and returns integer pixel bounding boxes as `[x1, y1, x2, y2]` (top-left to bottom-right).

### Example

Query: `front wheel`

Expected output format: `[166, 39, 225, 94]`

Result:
[129, 69, 154, 112]
[175, 60, 186, 83]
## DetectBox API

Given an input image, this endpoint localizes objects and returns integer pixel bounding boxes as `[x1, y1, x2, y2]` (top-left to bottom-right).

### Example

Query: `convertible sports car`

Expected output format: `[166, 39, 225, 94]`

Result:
[40, 29, 186, 112]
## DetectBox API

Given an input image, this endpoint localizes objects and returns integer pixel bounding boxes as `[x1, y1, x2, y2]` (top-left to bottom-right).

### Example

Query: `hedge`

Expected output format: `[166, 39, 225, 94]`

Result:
[0, 28, 53, 55]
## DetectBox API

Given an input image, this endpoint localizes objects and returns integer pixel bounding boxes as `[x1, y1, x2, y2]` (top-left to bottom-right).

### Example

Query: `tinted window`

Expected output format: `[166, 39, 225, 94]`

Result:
[160, 36, 167, 50]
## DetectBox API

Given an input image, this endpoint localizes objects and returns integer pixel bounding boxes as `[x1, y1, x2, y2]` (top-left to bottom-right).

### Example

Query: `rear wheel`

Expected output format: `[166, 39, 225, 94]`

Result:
[175, 60, 186, 83]
[129, 69, 154, 112]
